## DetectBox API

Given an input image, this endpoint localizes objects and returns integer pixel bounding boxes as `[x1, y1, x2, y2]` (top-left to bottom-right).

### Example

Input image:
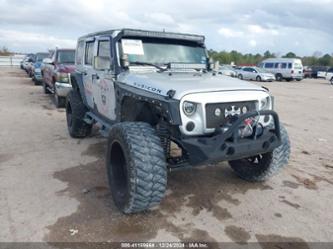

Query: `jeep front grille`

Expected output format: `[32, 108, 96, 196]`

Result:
[205, 101, 257, 128]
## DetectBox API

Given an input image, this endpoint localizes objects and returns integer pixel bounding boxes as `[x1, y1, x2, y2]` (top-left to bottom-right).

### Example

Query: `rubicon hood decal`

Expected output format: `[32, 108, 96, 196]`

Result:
[118, 71, 265, 100]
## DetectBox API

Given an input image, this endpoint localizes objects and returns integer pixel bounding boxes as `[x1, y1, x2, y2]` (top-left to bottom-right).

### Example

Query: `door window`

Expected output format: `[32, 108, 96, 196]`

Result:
[76, 41, 85, 65]
[85, 41, 95, 65]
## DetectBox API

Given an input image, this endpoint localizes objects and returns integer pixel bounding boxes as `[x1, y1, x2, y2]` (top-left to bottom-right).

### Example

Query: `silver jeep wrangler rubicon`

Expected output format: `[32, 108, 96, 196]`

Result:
[67, 29, 290, 214]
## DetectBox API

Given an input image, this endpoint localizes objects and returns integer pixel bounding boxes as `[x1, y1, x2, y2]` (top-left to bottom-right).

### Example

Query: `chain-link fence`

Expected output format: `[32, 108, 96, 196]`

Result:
[0, 55, 25, 66]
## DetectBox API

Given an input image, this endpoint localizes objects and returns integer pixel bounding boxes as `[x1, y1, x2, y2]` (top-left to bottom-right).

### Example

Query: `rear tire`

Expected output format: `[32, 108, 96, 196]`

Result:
[275, 74, 283, 81]
[229, 124, 290, 182]
[330, 77, 333, 85]
[238, 74, 243, 80]
[107, 122, 167, 214]
[66, 90, 92, 138]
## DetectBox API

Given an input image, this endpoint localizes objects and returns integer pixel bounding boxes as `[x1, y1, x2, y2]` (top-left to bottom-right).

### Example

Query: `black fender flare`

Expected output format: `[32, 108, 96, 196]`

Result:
[114, 82, 182, 126]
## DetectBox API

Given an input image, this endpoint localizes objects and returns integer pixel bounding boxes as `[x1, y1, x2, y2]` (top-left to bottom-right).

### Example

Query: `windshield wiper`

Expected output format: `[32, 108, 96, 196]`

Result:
[130, 61, 168, 72]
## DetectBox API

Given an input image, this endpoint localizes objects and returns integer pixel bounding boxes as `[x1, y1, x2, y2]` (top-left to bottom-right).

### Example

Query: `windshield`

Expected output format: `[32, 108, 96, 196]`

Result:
[294, 63, 303, 70]
[36, 53, 49, 62]
[57, 50, 75, 64]
[256, 67, 268, 73]
[120, 38, 207, 66]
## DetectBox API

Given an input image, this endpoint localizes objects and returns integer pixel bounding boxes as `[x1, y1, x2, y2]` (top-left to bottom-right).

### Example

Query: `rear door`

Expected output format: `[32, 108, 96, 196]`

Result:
[292, 61, 303, 78]
[82, 38, 96, 109]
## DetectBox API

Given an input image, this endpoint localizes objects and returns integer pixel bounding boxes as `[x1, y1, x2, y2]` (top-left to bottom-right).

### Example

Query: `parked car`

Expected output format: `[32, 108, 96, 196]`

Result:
[303, 66, 312, 78]
[66, 28, 290, 214]
[259, 58, 303, 81]
[23, 54, 35, 73]
[20, 54, 34, 70]
[237, 66, 275, 82]
[309, 66, 328, 78]
[326, 67, 333, 85]
[41, 48, 76, 108]
[218, 65, 237, 77]
[317, 67, 329, 79]
[32, 52, 49, 85]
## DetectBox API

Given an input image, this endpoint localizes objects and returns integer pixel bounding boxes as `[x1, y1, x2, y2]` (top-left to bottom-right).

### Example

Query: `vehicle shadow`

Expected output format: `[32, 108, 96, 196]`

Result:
[46, 140, 272, 243]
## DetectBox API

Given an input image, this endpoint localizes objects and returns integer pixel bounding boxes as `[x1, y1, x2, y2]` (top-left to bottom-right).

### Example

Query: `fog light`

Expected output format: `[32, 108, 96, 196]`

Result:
[242, 106, 248, 114]
[186, 122, 195, 132]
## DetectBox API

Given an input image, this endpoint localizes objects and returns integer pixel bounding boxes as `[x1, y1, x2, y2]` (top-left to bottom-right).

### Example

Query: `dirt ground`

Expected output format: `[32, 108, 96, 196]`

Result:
[0, 67, 332, 245]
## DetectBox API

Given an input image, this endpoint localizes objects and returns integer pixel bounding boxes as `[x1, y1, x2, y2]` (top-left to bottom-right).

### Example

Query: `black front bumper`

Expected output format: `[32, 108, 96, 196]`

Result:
[179, 110, 281, 166]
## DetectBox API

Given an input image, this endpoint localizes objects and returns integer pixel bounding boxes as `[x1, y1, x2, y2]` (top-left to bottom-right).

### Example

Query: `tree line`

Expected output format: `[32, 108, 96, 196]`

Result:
[1, 45, 333, 67]
[208, 49, 333, 67]
[0, 46, 12, 56]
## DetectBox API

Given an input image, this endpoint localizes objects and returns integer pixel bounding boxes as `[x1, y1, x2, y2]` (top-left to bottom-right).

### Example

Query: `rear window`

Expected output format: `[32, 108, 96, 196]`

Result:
[57, 50, 75, 64]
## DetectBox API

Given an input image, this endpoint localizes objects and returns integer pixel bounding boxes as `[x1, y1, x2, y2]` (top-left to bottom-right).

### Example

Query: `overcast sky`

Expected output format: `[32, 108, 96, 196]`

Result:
[0, 0, 332, 56]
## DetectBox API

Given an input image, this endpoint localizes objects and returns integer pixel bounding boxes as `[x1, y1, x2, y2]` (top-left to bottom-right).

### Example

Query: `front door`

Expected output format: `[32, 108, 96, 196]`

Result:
[92, 39, 116, 120]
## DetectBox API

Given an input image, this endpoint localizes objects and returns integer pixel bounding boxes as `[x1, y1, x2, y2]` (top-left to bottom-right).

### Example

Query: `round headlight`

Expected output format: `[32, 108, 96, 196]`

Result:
[260, 96, 271, 110]
[183, 101, 197, 116]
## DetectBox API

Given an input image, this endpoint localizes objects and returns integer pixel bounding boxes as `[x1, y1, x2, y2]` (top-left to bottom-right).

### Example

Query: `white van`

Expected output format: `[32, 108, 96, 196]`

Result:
[259, 58, 303, 81]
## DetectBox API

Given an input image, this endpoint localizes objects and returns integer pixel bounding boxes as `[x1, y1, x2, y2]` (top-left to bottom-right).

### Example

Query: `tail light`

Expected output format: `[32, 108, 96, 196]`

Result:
[291, 70, 294, 74]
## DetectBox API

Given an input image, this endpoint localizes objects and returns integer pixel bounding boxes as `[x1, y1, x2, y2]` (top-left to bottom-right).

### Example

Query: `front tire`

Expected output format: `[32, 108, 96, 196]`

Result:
[228, 124, 290, 182]
[66, 90, 92, 138]
[54, 87, 66, 108]
[107, 122, 167, 214]
[238, 74, 243, 80]
[330, 77, 333, 85]
[256, 76, 262, 82]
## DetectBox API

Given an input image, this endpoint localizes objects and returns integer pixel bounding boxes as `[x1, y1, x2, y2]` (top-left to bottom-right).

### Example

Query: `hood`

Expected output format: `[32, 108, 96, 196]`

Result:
[118, 71, 264, 100]
[57, 64, 76, 73]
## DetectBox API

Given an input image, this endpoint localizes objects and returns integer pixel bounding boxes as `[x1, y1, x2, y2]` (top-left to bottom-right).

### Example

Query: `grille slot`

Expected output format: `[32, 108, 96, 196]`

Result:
[205, 101, 257, 128]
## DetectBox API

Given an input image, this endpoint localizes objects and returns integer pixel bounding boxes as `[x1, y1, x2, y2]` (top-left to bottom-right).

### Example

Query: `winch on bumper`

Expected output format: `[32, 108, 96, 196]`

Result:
[178, 110, 281, 165]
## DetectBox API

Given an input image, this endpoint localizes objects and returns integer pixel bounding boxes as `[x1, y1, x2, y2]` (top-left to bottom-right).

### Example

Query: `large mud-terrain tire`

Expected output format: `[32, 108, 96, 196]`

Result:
[66, 90, 92, 138]
[229, 124, 290, 182]
[106, 122, 167, 214]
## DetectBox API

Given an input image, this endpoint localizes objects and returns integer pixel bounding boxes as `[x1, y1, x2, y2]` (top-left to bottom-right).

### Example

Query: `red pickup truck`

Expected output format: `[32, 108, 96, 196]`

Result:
[42, 48, 76, 107]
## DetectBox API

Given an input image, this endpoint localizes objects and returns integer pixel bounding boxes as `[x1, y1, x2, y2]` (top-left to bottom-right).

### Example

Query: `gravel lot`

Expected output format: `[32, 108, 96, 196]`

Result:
[0, 67, 332, 245]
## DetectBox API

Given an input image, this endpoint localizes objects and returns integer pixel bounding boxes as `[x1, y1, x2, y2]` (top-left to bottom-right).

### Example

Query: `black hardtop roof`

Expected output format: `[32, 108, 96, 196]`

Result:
[78, 28, 205, 44]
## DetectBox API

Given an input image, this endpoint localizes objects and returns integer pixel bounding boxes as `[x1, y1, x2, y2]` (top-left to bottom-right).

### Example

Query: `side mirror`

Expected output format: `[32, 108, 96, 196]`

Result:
[121, 54, 130, 68]
[43, 58, 53, 64]
[94, 56, 111, 71]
